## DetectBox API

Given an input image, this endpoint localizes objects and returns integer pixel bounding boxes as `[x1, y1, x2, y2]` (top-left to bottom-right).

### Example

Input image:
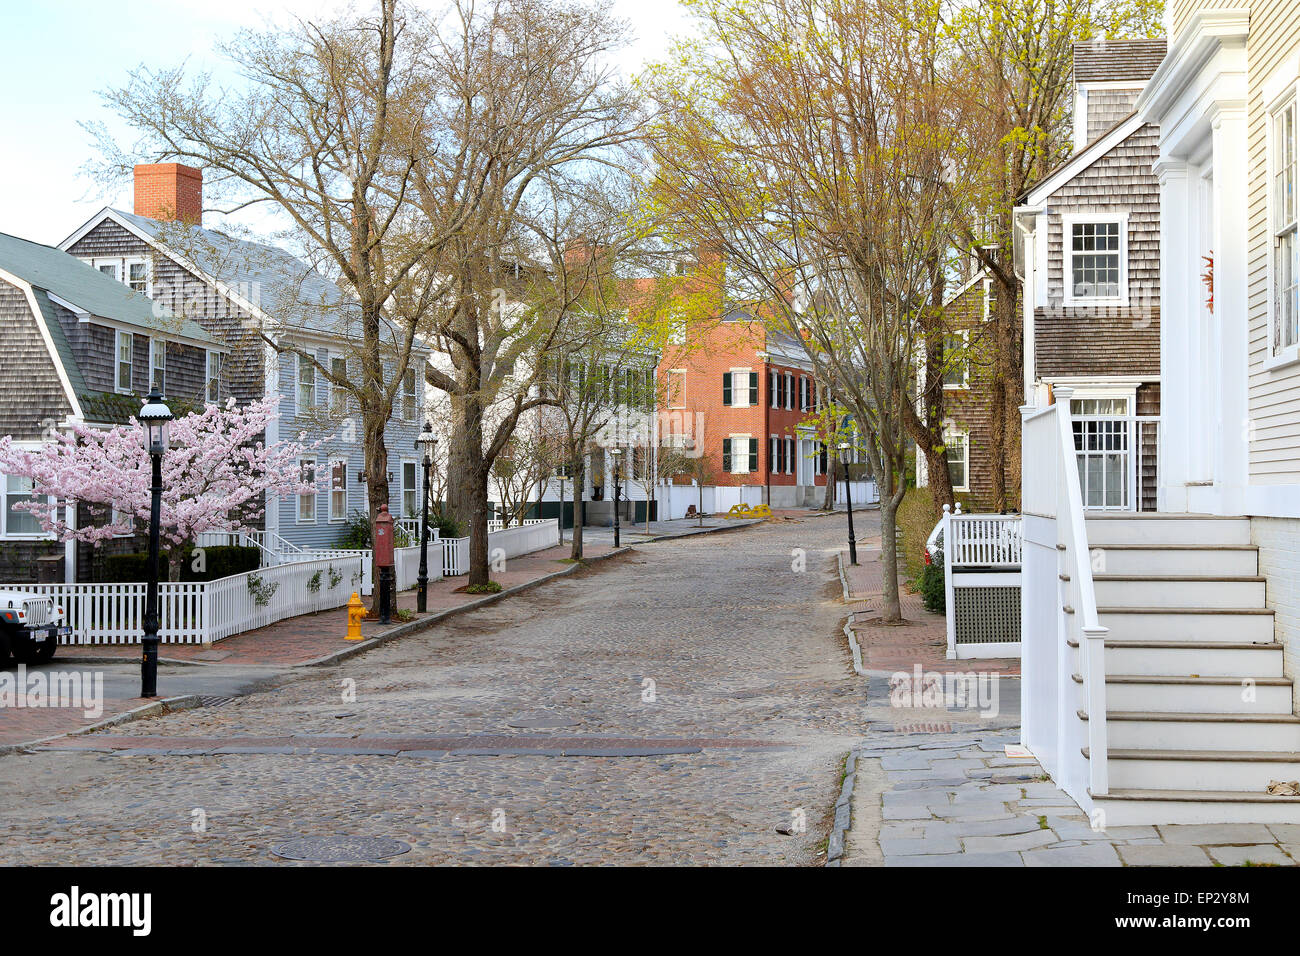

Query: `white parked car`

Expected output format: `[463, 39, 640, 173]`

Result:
[0, 590, 69, 664]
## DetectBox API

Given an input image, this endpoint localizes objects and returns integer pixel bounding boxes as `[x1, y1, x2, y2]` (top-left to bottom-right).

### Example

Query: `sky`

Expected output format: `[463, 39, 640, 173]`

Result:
[0, 0, 692, 247]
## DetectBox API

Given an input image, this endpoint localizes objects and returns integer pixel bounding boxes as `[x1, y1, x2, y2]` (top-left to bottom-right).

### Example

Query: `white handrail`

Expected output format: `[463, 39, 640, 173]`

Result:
[1052, 386, 1109, 796]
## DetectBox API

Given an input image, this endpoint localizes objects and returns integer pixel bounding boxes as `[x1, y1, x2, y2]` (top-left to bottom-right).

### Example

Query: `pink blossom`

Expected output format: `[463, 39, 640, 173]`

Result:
[0, 397, 324, 547]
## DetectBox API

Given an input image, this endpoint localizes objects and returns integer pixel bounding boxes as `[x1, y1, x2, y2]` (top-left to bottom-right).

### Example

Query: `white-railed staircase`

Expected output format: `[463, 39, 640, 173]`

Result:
[1076, 513, 1300, 825]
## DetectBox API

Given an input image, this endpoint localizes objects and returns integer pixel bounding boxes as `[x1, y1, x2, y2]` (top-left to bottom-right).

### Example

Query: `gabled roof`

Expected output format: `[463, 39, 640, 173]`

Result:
[64, 208, 358, 339]
[0, 230, 221, 347]
[1020, 111, 1146, 207]
[1072, 39, 1167, 85]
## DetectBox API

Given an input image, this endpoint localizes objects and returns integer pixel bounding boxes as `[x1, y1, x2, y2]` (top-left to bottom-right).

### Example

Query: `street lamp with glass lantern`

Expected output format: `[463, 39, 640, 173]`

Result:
[138, 388, 173, 698]
[838, 441, 858, 566]
[415, 422, 437, 613]
[610, 447, 623, 548]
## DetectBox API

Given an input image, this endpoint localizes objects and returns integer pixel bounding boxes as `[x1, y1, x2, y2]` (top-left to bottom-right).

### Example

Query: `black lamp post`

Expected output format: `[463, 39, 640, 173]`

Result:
[415, 423, 437, 613]
[138, 388, 172, 698]
[838, 441, 858, 567]
[610, 447, 623, 548]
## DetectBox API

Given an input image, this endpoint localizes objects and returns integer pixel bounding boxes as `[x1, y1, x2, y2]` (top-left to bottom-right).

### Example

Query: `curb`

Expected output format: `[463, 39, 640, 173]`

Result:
[825, 748, 859, 866]
[640, 519, 764, 543]
[297, 546, 636, 668]
[1, 693, 203, 757]
[837, 552, 869, 679]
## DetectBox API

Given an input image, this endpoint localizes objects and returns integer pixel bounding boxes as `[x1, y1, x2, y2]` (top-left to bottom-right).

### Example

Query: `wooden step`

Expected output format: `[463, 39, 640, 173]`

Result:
[1094, 607, 1275, 643]
[1078, 709, 1300, 751]
[1085, 514, 1251, 546]
[1091, 788, 1300, 825]
[1072, 672, 1294, 713]
[1092, 544, 1258, 577]
[1093, 575, 1266, 609]
[1085, 747, 1300, 792]
[1067, 639, 1284, 677]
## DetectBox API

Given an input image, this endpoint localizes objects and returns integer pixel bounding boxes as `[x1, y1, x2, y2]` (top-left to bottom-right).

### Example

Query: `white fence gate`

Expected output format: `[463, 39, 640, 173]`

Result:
[928, 505, 1024, 660]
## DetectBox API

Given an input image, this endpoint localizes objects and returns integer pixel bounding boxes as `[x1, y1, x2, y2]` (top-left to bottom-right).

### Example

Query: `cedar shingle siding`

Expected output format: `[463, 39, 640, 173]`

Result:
[1071, 40, 1167, 83]
[940, 276, 1002, 511]
[0, 278, 72, 440]
[68, 220, 265, 402]
[1036, 123, 1161, 379]
[1086, 89, 1140, 142]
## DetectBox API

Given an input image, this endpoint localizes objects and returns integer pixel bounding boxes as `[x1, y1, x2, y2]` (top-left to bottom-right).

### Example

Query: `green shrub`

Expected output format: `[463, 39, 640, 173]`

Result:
[335, 509, 414, 549]
[100, 545, 260, 582]
[920, 561, 946, 613]
[897, 486, 937, 585]
[465, 581, 503, 595]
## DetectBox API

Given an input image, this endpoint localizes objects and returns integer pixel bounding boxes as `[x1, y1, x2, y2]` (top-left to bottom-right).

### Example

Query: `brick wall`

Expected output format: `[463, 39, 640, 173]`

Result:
[133, 163, 203, 224]
[1252, 516, 1300, 712]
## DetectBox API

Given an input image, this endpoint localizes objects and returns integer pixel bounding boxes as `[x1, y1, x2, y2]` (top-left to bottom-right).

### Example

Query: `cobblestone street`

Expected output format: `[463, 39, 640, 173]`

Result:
[0, 514, 869, 865]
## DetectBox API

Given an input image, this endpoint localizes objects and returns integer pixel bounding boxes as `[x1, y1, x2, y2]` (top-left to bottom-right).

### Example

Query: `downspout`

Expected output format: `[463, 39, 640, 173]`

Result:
[1013, 208, 1040, 406]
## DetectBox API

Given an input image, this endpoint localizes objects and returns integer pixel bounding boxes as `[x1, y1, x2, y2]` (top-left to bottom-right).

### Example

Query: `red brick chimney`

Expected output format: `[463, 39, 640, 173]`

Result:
[133, 163, 202, 224]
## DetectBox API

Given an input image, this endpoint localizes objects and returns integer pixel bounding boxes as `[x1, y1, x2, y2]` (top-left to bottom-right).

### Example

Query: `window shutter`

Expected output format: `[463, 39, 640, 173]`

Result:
[723, 372, 732, 406]
[748, 438, 758, 473]
[748, 371, 758, 405]
[722, 438, 732, 472]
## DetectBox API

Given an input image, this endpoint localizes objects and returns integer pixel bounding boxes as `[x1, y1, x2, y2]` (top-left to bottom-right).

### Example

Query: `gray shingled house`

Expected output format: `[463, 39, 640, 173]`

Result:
[59, 164, 430, 557]
[0, 231, 226, 582]
[1015, 39, 1167, 512]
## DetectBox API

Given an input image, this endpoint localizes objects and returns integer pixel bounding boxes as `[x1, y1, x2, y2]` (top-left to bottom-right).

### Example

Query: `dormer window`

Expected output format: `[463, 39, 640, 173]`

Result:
[1063, 213, 1128, 306]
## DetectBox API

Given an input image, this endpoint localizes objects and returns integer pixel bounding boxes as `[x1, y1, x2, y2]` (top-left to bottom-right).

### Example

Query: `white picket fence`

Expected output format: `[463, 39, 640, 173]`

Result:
[5, 552, 367, 646]
[438, 520, 561, 576]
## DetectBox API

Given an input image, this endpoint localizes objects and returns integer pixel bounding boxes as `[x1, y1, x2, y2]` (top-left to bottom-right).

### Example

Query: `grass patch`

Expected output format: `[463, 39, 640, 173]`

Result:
[1037, 815, 1048, 830]
[465, 581, 504, 595]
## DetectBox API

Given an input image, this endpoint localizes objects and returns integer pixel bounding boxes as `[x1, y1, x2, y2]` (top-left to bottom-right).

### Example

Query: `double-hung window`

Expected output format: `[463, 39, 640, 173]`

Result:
[402, 460, 418, 517]
[150, 339, 166, 393]
[1272, 94, 1298, 356]
[127, 259, 149, 294]
[3, 474, 46, 537]
[944, 427, 969, 492]
[298, 458, 317, 523]
[1063, 214, 1127, 305]
[330, 357, 348, 416]
[784, 436, 795, 474]
[116, 330, 133, 393]
[942, 331, 970, 389]
[770, 370, 779, 408]
[402, 369, 417, 421]
[722, 436, 757, 474]
[297, 355, 316, 411]
[206, 351, 223, 403]
[329, 458, 348, 521]
[723, 370, 757, 407]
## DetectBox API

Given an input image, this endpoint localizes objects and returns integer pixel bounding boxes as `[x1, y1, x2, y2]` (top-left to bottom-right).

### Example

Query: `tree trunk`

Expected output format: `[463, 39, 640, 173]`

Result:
[877, 463, 906, 624]
[822, 451, 836, 510]
[570, 458, 585, 560]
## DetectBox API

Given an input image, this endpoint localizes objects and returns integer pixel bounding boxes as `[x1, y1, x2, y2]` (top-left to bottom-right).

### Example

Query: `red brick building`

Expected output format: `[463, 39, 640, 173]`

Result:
[661, 310, 829, 508]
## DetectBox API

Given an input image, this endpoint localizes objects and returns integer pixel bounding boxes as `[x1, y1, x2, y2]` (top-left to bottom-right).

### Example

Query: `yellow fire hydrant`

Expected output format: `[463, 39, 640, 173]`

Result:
[345, 592, 366, 641]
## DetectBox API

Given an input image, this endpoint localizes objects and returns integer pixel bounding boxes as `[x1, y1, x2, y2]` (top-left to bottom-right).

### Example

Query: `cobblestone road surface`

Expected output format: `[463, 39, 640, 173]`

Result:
[0, 514, 871, 865]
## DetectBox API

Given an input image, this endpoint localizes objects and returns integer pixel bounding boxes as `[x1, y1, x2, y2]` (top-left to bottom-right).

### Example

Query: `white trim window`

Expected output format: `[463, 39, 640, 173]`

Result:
[330, 356, 348, 417]
[784, 436, 795, 474]
[770, 369, 779, 409]
[115, 330, 133, 394]
[723, 369, 756, 408]
[401, 460, 418, 518]
[126, 259, 149, 295]
[667, 369, 686, 409]
[2, 474, 49, 538]
[722, 435, 756, 475]
[944, 426, 970, 493]
[329, 457, 348, 522]
[1063, 213, 1128, 305]
[150, 339, 166, 394]
[297, 354, 316, 412]
[784, 372, 795, 410]
[206, 351, 223, 403]
[298, 457, 317, 523]
[1270, 94, 1298, 357]
[401, 368, 417, 421]
[942, 331, 970, 389]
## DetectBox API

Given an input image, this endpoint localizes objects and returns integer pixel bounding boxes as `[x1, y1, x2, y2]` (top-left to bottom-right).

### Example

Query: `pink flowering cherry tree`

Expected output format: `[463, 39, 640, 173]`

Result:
[0, 396, 323, 580]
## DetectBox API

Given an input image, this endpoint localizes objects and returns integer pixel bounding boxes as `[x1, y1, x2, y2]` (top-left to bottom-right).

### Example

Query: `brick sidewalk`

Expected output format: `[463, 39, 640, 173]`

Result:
[843, 549, 1019, 676]
[57, 543, 616, 669]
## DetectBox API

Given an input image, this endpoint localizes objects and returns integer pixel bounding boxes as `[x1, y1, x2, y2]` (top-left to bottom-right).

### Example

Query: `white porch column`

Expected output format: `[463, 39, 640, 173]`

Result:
[1210, 106, 1251, 515]
[1155, 159, 1191, 513]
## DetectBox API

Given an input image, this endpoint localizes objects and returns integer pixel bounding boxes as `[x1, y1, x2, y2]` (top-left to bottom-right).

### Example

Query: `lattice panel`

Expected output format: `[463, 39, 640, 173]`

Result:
[953, 586, 1021, 644]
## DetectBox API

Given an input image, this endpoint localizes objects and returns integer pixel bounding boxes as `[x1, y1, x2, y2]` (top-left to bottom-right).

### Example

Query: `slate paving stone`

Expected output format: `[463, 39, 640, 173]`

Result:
[886, 851, 1022, 867]
[882, 806, 935, 821]
[924, 817, 1043, 839]
[1022, 843, 1121, 866]
[880, 836, 962, 857]
[963, 829, 1058, 854]
[1207, 844, 1295, 867]
[1117, 844, 1214, 867]
[1157, 824, 1277, 846]
[1267, 825, 1300, 843]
